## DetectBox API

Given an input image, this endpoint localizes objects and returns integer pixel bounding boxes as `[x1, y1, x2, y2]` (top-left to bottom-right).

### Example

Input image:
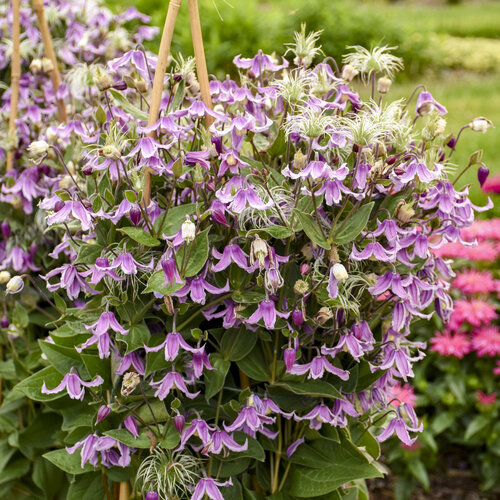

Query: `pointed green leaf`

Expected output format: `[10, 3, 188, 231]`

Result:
[333, 202, 374, 245]
[293, 209, 329, 249]
[118, 227, 160, 247]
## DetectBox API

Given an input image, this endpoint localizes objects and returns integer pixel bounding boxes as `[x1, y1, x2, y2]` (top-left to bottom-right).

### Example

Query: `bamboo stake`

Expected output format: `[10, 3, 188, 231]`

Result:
[188, 0, 214, 128]
[144, 0, 183, 207]
[32, 0, 66, 123]
[118, 481, 129, 500]
[6, 0, 21, 172]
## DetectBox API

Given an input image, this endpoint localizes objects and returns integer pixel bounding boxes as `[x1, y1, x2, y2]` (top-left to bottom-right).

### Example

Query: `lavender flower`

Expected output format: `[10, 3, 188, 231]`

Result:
[41, 369, 103, 401]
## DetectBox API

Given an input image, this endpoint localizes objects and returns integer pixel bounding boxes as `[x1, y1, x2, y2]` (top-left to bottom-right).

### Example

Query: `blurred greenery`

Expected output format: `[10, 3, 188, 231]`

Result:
[106, 0, 499, 207]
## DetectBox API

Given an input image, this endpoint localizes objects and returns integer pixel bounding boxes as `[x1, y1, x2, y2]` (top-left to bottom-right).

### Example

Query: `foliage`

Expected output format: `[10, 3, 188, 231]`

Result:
[0, 1, 494, 499]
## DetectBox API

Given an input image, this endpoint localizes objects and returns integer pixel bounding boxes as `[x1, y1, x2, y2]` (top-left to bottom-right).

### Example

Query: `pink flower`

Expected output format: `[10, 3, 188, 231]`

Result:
[452, 270, 497, 295]
[389, 382, 417, 408]
[448, 299, 497, 331]
[430, 331, 470, 358]
[471, 326, 500, 357]
[476, 391, 496, 406]
[494, 360, 500, 376]
[482, 173, 500, 194]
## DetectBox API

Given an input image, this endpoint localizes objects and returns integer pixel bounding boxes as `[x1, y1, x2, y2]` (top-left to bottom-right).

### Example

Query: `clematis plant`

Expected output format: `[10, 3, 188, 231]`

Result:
[1, 10, 493, 500]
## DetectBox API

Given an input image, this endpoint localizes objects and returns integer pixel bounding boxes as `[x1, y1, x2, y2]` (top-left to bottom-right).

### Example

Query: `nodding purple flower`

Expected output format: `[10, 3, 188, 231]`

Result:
[289, 355, 350, 381]
[174, 414, 185, 434]
[283, 160, 333, 180]
[177, 417, 213, 451]
[369, 271, 410, 300]
[216, 176, 273, 214]
[81, 257, 125, 285]
[377, 404, 423, 446]
[46, 200, 94, 231]
[291, 308, 304, 328]
[41, 369, 103, 401]
[123, 416, 139, 439]
[224, 404, 277, 439]
[211, 244, 252, 272]
[96, 405, 111, 424]
[253, 395, 294, 419]
[1, 222, 10, 239]
[295, 403, 337, 430]
[201, 429, 248, 455]
[287, 437, 305, 457]
[110, 253, 153, 275]
[145, 491, 159, 500]
[209, 200, 229, 227]
[416, 91, 447, 116]
[351, 242, 397, 263]
[323, 321, 375, 361]
[191, 477, 233, 500]
[218, 149, 249, 177]
[188, 346, 214, 379]
[115, 351, 145, 376]
[172, 277, 229, 305]
[0, 317, 9, 329]
[478, 166, 489, 187]
[144, 331, 195, 362]
[150, 371, 200, 401]
[247, 299, 290, 330]
[161, 257, 183, 287]
[233, 49, 288, 78]
[284, 347, 297, 372]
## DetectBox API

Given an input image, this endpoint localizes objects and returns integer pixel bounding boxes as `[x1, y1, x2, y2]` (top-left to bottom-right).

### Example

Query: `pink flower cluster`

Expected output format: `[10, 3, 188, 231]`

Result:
[430, 220, 500, 370]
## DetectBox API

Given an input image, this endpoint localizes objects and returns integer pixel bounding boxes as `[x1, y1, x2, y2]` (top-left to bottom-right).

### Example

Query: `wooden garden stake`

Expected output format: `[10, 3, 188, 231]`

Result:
[6, 0, 21, 172]
[144, 0, 183, 207]
[32, 0, 67, 123]
[188, 0, 214, 127]
[118, 481, 129, 500]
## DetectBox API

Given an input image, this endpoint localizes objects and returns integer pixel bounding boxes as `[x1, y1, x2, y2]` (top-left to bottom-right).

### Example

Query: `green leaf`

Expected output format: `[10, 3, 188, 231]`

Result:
[43, 449, 95, 475]
[154, 203, 196, 237]
[247, 225, 293, 239]
[268, 128, 286, 157]
[160, 422, 180, 450]
[171, 80, 185, 111]
[273, 379, 344, 401]
[109, 89, 148, 121]
[14, 366, 67, 402]
[176, 228, 210, 278]
[409, 460, 429, 490]
[104, 429, 152, 449]
[118, 227, 160, 247]
[33, 456, 65, 499]
[39, 340, 89, 378]
[73, 244, 104, 265]
[144, 271, 185, 295]
[333, 202, 374, 245]
[95, 105, 107, 125]
[116, 324, 150, 353]
[237, 344, 270, 382]
[430, 411, 454, 435]
[285, 438, 382, 497]
[464, 415, 490, 441]
[293, 209, 329, 249]
[220, 328, 257, 361]
[0, 458, 30, 486]
[13, 303, 29, 329]
[204, 354, 230, 400]
[67, 472, 106, 500]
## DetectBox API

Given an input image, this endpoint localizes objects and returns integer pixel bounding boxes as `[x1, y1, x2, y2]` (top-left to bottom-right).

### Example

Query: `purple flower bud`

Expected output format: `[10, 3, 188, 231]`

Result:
[129, 208, 141, 227]
[336, 309, 345, 326]
[29, 243, 37, 256]
[174, 414, 185, 434]
[206, 181, 216, 192]
[54, 201, 65, 212]
[96, 405, 111, 424]
[291, 309, 304, 328]
[438, 152, 445, 163]
[283, 348, 296, 372]
[113, 81, 127, 91]
[1, 222, 10, 239]
[300, 263, 311, 275]
[124, 416, 139, 438]
[1, 316, 9, 329]
[386, 155, 398, 165]
[82, 165, 93, 176]
[38, 164, 51, 176]
[446, 135, 457, 149]
[478, 166, 489, 187]
[145, 491, 159, 500]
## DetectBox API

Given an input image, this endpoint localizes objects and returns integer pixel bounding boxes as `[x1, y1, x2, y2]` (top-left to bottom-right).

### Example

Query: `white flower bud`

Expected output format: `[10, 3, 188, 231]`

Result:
[95, 72, 114, 92]
[121, 372, 141, 397]
[434, 117, 447, 137]
[27, 140, 49, 156]
[293, 279, 309, 295]
[29, 58, 42, 73]
[341, 64, 358, 82]
[377, 76, 392, 94]
[6, 276, 24, 294]
[41, 57, 54, 73]
[250, 236, 269, 269]
[470, 117, 494, 133]
[332, 263, 348, 282]
[58, 175, 73, 189]
[181, 217, 196, 243]
[0, 271, 11, 284]
[101, 145, 121, 161]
